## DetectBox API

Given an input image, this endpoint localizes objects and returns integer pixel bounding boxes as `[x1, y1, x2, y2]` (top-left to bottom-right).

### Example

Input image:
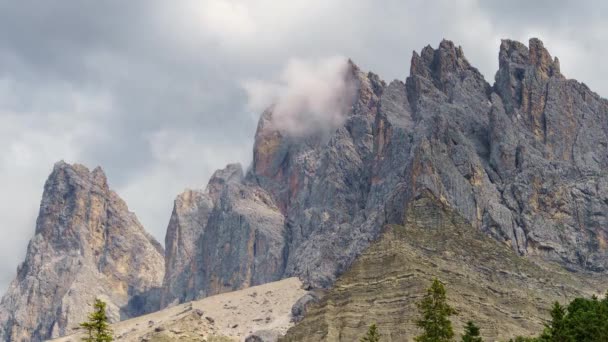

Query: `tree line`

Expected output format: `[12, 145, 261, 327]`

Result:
[360, 278, 608, 342]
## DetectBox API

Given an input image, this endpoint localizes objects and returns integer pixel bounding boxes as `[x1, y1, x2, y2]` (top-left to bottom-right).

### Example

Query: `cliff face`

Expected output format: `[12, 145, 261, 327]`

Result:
[162, 164, 286, 306]
[0, 162, 165, 342]
[280, 194, 603, 341]
[162, 38, 608, 306]
[490, 39, 608, 267]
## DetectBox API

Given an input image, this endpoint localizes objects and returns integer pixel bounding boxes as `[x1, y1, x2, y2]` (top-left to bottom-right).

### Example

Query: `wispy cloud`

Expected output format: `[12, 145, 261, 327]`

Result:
[242, 56, 354, 136]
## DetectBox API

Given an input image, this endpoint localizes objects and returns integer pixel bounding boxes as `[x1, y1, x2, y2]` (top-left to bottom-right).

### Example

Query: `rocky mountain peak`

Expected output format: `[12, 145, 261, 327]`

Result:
[410, 39, 481, 91]
[0, 161, 165, 341]
[207, 163, 243, 198]
[48, 161, 108, 196]
[499, 38, 562, 79]
[528, 38, 561, 76]
[495, 38, 564, 115]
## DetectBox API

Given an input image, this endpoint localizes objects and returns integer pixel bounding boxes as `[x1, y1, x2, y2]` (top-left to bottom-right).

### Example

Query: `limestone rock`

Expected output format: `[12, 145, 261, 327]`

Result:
[162, 188, 213, 307]
[161, 164, 286, 305]
[290, 292, 322, 323]
[163, 38, 608, 310]
[0, 161, 165, 342]
[245, 330, 280, 342]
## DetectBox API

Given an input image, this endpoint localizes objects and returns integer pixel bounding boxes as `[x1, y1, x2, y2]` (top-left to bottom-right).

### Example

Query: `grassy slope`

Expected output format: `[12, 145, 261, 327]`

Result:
[281, 195, 605, 341]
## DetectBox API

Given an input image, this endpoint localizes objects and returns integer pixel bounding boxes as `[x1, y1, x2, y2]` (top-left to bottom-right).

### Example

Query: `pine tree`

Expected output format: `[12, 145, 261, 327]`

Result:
[540, 302, 568, 342]
[461, 321, 483, 342]
[361, 323, 381, 342]
[80, 298, 113, 342]
[415, 278, 456, 342]
[80, 320, 94, 342]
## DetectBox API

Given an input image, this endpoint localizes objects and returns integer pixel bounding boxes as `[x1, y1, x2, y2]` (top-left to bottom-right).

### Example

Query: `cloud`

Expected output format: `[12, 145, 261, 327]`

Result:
[242, 56, 354, 136]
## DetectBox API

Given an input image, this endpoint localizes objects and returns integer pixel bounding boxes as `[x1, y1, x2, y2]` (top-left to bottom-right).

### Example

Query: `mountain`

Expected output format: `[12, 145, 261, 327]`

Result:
[3, 37, 608, 341]
[161, 38, 608, 309]
[280, 194, 603, 341]
[0, 162, 165, 341]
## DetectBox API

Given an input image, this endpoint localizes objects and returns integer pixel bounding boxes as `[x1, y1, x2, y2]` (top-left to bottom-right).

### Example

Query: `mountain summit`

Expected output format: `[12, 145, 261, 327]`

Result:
[162, 38, 608, 308]
[0, 162, 164, 341]
[3, 38, 608, 341]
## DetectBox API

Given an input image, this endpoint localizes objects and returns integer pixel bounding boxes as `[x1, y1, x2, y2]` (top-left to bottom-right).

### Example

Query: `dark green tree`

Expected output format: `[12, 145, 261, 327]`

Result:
[80, 298, 113, 342]
[461, 321, 483, 342]
[81, 320, 94, 342]
[361, 323, 381, 342]
[508, 337, 539, 342]
[540, 302, 568, 342]
[415, 278, 456, 342]
[509, 291, 608, 341]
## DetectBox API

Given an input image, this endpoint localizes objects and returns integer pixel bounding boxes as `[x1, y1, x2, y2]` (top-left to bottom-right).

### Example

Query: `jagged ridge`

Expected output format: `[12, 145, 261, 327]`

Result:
[162, 37, 608, 310]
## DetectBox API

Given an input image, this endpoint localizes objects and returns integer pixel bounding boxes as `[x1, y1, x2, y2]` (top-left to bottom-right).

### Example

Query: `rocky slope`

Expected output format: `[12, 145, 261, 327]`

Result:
[280, 194, 604, 341]
[51, 277, 306, 342]
[0, 162, 165, 341]
[162, 38, 608, 309]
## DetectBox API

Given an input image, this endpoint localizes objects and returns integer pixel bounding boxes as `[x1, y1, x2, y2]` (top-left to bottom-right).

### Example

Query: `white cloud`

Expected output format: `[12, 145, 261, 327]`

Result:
[242, 56, 354, 136]
[173, 0, 257, 47]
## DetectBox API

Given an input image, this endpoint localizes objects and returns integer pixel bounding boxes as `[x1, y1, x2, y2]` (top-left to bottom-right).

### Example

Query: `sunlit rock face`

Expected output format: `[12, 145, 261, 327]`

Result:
[162, 38, 608, 309]
[0, 162, 165, 342]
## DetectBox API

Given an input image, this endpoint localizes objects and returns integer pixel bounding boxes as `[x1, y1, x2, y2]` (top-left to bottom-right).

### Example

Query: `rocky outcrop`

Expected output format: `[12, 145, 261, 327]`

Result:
[162, 38, 608, 309]
[0, 162, 165, 342]
[280, 195, 603, 341]
[489, 38, 608, 267]
[162, 164, 286, 306]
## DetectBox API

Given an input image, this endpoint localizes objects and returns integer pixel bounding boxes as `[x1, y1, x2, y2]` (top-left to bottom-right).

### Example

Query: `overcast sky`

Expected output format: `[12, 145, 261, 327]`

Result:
[1, 0, 607, 291]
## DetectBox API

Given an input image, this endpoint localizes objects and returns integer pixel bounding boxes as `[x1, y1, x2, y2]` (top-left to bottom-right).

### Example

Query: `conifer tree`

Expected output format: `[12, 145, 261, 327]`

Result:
[461, 321, 483, 342]
[540, 302, 567, 342]
[80, 298, 113, 342]
[415, 278, 456, 342]
[361, 323, 381, 342]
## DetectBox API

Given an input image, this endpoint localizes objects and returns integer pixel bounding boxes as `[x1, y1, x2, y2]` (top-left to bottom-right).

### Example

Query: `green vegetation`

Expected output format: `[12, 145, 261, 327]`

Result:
[461, 321, 483, 342]
[510, 291, 608, 341]
[360, 324, 381, 342]
[415, 278, 457, 342]
[80, 298, 113, 342]
[358, 278, 608, 341]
